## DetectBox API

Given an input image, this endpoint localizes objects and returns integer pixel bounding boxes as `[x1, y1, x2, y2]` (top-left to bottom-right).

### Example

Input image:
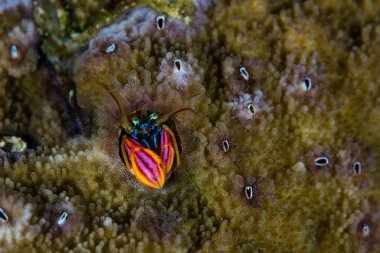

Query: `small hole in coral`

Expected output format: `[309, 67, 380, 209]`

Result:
[174, 58, 182, 71]
[222, 139, 230, 153]
[0, 208, 8, 222]
[156, 15, 166, 30]
[362, 224, 370, 237]
[353, 161, 362, 176]
[104, 43, 117, 54]
[314, 157, 329, 167]
[247, 103, 256, 115]
[57, 212, 69, 226]
[9, 44, 19, 59]
[239, 67, 249, 81]
[302, 78, 312, 91]
[245, 186, 253, 199]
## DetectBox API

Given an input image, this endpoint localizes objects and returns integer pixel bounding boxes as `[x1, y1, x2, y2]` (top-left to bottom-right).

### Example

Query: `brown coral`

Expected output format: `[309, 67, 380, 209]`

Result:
[335, 142, 376, 188]
[0, 0, 379, 252]
[0, 0, 38, 78]
[0, 186, 41, 247]
[350, 208, 380, 252]
[206, 121, 237, 170]
[134, 201, 184, 241]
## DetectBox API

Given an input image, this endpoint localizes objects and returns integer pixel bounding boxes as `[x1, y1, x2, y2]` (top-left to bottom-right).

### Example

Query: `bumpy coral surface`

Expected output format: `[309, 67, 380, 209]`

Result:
[1, 0, 380, 252]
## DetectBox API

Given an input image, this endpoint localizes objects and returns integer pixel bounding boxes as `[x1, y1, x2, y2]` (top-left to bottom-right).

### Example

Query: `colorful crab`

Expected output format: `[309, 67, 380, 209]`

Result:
[102, 86, 191, 189]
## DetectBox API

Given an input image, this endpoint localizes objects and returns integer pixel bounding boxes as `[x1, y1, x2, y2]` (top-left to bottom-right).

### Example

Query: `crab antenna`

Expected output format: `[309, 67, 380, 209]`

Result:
[156, 107, 196, 125]
[99, 83, 132, 133]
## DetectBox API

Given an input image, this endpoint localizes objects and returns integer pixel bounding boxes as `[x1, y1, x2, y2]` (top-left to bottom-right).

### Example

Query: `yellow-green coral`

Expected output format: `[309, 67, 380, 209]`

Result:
[1, 0, 380, 252]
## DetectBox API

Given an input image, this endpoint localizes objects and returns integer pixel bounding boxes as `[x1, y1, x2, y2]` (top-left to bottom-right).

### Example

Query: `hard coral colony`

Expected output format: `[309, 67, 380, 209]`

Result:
[0, 0, 380, 252]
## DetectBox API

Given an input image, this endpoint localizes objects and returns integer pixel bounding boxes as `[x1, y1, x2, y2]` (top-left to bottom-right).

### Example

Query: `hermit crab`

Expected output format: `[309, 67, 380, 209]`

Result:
[101, 86, 192, 189]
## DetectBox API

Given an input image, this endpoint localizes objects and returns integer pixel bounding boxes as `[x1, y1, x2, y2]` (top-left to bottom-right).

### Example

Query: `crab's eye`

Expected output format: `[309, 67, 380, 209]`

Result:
[149, 113, 158, 120]
[132, 117, 140, 125]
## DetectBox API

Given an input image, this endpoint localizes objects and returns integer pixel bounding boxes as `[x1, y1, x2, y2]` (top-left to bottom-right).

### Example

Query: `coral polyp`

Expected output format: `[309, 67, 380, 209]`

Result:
[0, 0, 38, 78]
[350, 207, 380, 252]
[232, 175, 275, 208]
[0, 0, 380, 252]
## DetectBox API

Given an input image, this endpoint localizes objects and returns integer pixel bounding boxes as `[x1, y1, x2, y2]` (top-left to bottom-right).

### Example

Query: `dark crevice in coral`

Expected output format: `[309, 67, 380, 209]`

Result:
[36, 43, 91, 138]
[2, 77, 32, 121]
[348, 24, 362, 48]
[208, 54, 226, 103]
[61, 0, 138, 34]
[106, 0, 120, 11]
[269, 0, 308, 15]
[76, 44, 90, 55]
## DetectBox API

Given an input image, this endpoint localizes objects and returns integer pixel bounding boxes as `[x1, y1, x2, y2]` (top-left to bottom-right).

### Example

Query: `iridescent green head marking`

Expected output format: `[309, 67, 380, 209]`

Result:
[149, 113, 158, 121]
[132, 117, 140, 125]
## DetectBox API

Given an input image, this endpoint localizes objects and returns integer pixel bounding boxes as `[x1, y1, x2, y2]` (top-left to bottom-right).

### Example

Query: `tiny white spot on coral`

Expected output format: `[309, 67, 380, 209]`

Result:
[68, 89, 75, 104]
[104, 43, 117, 54]
[291, 162, 307, 173]
[9, 44, 19, 59]
[103, 216, 112, 227]
[362, 224, 370, 237]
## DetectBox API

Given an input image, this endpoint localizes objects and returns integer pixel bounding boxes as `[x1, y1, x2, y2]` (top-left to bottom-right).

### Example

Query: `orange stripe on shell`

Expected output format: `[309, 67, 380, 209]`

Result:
[124, 138, 166, 189]
[160, 128, 175, 175]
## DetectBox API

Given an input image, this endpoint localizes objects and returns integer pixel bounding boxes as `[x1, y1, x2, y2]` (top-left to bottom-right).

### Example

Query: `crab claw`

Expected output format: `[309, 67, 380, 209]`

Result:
[160, 128, 175, 175]
[123, 138, 166, 189]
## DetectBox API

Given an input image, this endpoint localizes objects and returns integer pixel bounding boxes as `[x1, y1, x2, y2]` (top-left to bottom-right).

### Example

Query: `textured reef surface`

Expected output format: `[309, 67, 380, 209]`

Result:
[1, 0, 380, 252]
